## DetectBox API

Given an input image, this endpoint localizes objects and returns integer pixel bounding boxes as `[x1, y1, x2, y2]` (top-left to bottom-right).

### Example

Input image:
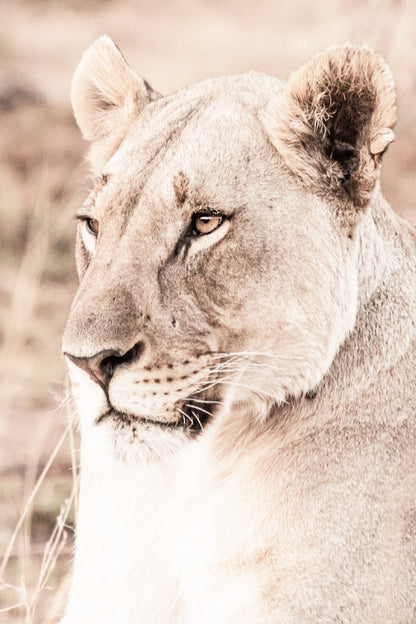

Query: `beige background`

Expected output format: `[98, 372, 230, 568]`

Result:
[0, 0, 415, 621]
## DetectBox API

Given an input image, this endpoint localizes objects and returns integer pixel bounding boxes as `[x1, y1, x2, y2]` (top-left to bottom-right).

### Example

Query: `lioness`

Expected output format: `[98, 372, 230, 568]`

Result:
[61, 37, 416, 623]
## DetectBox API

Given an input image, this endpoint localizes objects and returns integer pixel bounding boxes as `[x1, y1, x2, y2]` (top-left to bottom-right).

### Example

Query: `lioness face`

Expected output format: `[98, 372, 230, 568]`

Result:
[63, 39, 394, 459]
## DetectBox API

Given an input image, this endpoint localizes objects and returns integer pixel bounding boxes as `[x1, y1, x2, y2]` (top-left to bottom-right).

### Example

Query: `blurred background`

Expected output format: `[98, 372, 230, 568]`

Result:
[0, 0, 415, 621]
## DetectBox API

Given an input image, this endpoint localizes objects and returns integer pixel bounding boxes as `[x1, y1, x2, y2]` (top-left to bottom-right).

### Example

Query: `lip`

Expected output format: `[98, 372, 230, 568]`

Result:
[98, 404, 213, 433]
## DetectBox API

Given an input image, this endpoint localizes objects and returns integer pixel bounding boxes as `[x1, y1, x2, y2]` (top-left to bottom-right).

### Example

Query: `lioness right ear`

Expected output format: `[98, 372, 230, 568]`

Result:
[71, 36, 160, 168]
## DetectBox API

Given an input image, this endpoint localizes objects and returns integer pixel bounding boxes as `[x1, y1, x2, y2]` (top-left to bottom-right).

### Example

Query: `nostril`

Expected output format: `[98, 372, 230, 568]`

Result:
[118, 341, 145, 365]
[100, 354, 119, 380]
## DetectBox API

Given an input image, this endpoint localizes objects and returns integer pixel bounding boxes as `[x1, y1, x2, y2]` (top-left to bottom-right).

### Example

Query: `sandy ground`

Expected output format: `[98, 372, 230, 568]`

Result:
[0, 0, 415, 621]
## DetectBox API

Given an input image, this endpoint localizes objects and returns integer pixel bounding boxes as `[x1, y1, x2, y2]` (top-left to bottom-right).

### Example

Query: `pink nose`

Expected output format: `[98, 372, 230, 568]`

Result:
[64, 342, 145, 390]
[65, 349, 121, 389]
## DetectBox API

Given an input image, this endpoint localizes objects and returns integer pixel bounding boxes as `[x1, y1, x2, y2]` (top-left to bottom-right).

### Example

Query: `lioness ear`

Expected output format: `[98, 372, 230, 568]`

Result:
[264, 45, 396, 210]
[71, 36, 161, 168]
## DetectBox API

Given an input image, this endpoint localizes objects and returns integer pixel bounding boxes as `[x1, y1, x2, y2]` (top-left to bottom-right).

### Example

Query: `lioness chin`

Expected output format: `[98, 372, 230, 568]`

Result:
[61, 38, 416, 623]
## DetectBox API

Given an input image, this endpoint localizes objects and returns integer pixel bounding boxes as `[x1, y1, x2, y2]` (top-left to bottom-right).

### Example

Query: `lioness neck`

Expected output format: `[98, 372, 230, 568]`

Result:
[350, 194, 416, 390]
[358, 192, 416, 303]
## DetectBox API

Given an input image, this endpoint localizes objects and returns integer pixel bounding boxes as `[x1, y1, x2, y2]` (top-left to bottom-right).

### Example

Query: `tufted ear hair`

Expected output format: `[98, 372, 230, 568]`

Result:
[71, 36, 161, 170]
[263, 44, 396, 211]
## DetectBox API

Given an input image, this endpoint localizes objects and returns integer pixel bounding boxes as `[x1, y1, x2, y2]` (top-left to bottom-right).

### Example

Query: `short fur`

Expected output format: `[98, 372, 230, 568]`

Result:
[61, 37, 416, 623]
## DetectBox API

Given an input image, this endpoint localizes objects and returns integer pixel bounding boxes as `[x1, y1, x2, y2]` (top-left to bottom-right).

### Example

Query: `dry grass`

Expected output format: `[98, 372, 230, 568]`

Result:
[0, 0, 415, 621]
[0, 422, 78, 623]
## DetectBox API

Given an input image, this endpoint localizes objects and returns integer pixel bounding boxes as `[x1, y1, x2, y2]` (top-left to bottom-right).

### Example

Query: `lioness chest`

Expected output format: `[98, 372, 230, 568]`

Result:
[67, 406, 416, 624]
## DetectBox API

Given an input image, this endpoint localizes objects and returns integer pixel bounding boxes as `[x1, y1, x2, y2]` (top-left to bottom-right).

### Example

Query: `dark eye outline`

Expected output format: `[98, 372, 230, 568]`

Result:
[191, 211, 224, 236]
[76, 215, 100, 237]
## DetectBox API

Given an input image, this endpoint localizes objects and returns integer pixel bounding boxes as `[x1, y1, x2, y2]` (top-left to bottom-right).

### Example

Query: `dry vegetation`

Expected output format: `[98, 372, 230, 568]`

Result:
[0, 0, 415, 621]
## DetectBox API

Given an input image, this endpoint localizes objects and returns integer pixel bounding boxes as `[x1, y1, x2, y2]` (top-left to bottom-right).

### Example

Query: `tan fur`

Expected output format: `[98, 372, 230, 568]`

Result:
[61, 39, 416, 623]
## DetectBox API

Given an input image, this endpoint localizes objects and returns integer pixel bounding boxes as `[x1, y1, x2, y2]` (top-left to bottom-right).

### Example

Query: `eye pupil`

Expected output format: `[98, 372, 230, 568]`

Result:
[193, 214, 223, 235]
[86, 218, 99, 236]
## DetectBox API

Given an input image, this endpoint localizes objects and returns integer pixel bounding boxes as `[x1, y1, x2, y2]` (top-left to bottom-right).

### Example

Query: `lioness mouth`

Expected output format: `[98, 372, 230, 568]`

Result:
[101, 402, 214, 433]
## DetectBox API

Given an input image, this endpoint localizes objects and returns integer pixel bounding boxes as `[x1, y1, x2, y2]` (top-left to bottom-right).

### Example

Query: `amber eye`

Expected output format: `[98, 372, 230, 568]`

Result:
[85, 218, 99, 236]
[192, 213, 223, 236]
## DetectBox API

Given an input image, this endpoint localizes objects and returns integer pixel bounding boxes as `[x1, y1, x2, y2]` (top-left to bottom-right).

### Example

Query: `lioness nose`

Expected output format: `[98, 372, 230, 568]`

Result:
[64, 342, 145, 390]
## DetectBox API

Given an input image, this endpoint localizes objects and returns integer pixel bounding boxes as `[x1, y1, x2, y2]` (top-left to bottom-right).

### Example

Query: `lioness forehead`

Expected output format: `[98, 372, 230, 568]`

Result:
[97, 74, 284, 222]
[107, 73, 282, 171]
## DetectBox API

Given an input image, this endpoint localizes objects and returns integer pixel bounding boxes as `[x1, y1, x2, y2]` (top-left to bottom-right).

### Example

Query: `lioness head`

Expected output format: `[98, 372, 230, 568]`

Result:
[63, 38, 395, 460]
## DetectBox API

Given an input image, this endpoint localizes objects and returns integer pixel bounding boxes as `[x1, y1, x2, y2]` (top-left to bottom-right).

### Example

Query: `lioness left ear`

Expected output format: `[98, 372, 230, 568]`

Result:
[71, 36, 161, 169]
[263, 44, 396, 211]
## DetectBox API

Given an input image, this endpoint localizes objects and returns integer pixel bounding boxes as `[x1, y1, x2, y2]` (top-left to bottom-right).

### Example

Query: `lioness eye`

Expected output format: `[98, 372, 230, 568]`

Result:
[85, 218, 99, 236]
[192, 213, 223, 235]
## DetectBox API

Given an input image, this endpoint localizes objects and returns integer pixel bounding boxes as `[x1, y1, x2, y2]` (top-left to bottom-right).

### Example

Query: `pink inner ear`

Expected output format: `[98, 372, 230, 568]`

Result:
[370, 129, 395, 156]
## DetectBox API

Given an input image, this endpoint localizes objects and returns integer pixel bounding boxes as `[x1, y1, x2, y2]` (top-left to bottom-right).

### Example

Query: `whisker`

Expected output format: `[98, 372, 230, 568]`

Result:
[210, 364, 278, 375]
[209, 354, 252, 370]
[187, 398, 224, 406]
[208, 361, 245, 376]
[216, 360, 306, 375]
[175, 406, 193, 427]
[190, 410, 204, 430]
[184, 403, 214, 420]
[192, 375, 283, 403]
[190, 377, 225, 397]
[211, 351, 279, 361]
